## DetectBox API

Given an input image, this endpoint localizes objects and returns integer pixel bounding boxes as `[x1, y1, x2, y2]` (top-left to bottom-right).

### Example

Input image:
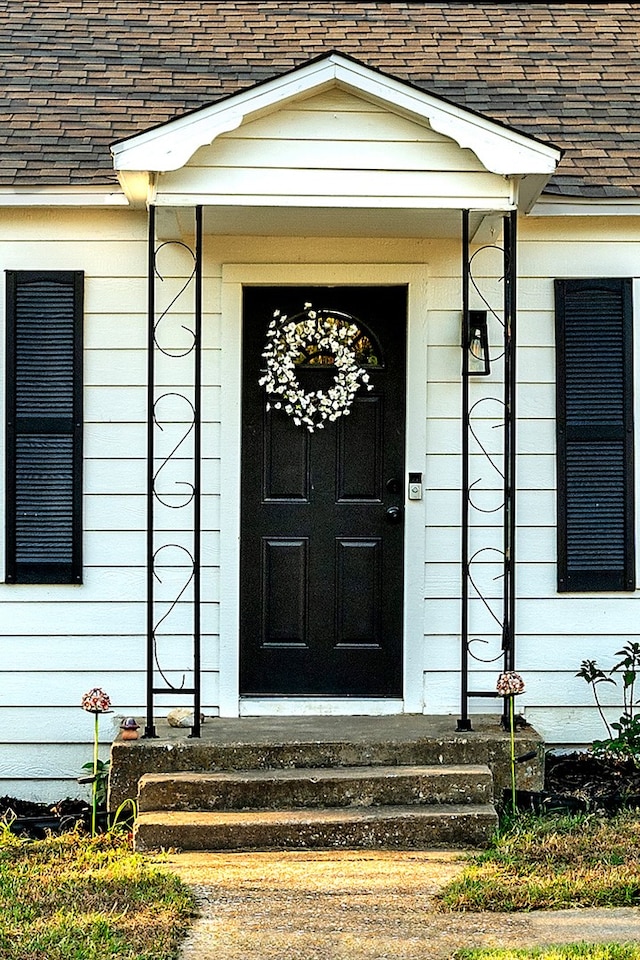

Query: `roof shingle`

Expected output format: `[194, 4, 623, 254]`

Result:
[2, 2, 640, 196]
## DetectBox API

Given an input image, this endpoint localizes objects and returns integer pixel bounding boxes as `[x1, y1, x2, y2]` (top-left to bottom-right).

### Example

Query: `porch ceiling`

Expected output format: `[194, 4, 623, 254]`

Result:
[156, 204, 487, 240]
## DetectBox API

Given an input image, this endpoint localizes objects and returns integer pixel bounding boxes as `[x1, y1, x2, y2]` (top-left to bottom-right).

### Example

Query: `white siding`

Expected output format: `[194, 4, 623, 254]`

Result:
[4, 203, 640, 800]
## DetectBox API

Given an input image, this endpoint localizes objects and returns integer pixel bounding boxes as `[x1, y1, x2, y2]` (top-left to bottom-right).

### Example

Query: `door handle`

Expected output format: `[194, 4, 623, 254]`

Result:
[385, 505, 402, 524]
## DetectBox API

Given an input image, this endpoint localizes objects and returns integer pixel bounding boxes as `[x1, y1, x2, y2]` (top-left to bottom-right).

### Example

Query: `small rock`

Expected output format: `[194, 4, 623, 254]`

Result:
[167, 708, 206, 728]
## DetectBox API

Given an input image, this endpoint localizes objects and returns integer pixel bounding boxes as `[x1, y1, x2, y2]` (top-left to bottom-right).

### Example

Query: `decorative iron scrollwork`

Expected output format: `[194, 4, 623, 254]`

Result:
[151, 543, 194, 690]
[146, 208, 203, 738]
[459, 210, 518, 730]
[152, 393, 196, 509]
[153, 240, 196, 359]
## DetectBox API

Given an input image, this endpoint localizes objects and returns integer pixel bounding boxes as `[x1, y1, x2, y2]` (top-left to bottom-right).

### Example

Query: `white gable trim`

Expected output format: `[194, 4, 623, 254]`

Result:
[111, 53, 561, 183]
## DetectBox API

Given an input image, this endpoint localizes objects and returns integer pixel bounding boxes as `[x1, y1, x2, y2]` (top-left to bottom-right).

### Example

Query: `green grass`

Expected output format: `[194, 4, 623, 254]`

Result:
[0, 827, 194, 959]
[439, 811, 640, 912]
[453, 947, 640, 960]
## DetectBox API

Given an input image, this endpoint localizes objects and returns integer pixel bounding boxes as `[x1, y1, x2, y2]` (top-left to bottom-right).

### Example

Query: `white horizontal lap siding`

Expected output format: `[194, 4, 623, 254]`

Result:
[0, 636, 220, 677]
[514, 225, 640, 745]
[0, 210, 223, 800]
[155, 89, 510, 207]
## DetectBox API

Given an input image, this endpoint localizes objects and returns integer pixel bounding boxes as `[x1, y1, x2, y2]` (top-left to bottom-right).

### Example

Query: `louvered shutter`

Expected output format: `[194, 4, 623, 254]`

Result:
[6, 271, 83, 583]
[555, 278, 634, 591]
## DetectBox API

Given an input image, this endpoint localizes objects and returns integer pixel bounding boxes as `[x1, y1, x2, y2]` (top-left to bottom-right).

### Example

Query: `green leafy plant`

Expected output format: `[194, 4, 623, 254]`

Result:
[80, 757, 110, 808]
[577, 642, 640, 764]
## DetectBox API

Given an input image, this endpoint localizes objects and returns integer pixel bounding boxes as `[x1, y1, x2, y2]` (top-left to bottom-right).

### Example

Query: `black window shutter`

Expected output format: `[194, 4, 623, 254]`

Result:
[555, 278, 635, 592]
[6, 271, 83, 583]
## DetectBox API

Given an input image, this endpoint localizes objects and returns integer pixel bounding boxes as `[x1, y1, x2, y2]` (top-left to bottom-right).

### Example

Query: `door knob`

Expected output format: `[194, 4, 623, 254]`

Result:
[385, 505, 402, 524]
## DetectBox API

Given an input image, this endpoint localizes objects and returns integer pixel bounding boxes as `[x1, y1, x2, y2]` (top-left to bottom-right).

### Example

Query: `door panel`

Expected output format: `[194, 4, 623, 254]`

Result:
[240, 285, 406, 696]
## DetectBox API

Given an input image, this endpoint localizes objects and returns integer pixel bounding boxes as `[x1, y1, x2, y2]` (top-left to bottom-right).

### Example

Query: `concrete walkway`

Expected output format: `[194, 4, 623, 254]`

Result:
[157, 849, 640, 960]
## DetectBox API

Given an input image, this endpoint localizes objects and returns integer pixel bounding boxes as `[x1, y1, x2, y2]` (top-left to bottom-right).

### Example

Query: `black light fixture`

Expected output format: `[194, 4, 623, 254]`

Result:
[464, 309, 490, 376]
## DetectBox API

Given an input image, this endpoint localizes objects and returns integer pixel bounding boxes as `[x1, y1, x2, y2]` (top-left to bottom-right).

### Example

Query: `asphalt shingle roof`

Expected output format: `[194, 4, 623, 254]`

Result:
[2, 1, 640, 197]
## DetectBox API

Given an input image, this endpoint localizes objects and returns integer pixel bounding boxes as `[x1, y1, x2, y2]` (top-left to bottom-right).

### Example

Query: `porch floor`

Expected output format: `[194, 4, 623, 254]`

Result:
[109, 713, 544, 812]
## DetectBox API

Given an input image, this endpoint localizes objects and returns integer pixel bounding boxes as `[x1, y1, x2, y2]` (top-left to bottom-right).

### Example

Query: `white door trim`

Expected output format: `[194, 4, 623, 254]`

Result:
[219, 262, 429, 717]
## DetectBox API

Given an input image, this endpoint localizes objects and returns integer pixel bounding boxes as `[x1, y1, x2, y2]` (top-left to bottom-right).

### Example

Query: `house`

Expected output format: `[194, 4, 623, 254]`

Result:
[2, 1, 640, 803]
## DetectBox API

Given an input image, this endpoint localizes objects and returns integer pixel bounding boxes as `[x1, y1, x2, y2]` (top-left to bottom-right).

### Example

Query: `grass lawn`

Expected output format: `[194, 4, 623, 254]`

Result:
[0, 827, 194, 960]
[453, 947, 640, 959]
[439, 811, 640, 913]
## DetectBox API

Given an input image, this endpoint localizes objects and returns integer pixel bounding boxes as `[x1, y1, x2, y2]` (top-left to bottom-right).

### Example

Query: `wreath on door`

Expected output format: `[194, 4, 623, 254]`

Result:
[259, 303, 374, 432]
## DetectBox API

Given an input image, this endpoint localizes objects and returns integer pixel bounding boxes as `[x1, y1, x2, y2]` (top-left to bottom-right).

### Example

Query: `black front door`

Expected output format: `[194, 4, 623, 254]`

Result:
[240, 286, 406, 696]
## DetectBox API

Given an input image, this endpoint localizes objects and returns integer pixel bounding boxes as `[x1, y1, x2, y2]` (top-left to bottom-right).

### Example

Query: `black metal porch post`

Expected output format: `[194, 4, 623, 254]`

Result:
[145, 204, 157, 738]
[459, 208, 519, 731]
[191, 205, 203, 738]
[458, 209, 472, 732]
[503, 209, 518, 676]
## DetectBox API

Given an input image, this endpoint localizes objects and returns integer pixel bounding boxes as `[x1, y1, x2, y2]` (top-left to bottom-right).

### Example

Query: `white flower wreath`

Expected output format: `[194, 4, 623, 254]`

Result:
[258, 303, 373, 432]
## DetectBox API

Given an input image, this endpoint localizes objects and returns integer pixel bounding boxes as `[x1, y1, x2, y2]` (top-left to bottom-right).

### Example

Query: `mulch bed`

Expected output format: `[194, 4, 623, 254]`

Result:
[507, 751, 640, 815]
[2, 753, 640, 838]
[0, 796, 94, 838]
[539, 751, 640, 813]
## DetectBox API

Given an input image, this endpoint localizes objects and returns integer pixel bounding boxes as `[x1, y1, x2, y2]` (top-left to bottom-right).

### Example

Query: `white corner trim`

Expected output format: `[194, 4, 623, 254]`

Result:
[114, 113, 246, 177]
[111, 53, 561, 180]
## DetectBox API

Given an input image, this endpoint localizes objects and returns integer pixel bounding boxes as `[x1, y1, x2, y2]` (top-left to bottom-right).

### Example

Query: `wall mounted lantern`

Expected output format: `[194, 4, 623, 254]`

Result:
[464, 309, 490, 376]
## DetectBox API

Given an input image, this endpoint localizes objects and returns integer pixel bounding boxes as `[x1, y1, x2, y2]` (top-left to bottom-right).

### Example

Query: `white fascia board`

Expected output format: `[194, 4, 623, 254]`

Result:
[531, 195, 640, 216]
[153, 193, 516, 211]
[111, 57, 339, 172]
[0, 187, 128, 206]
[112, 53, 561, 181]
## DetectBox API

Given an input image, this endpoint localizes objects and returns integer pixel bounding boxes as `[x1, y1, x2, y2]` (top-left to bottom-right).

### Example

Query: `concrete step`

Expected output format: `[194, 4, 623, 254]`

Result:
[138, 763, 494, 812]
[110, 715, 546, 812]
[134, 803, 498, 852]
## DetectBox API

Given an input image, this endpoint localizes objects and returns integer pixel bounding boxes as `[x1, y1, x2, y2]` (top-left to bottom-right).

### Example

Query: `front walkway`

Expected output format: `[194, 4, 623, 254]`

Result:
[159, 848, 640, 960]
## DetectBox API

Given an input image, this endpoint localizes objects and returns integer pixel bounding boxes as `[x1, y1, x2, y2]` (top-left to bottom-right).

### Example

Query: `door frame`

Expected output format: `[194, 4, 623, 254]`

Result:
[220, 263, 429, 717]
